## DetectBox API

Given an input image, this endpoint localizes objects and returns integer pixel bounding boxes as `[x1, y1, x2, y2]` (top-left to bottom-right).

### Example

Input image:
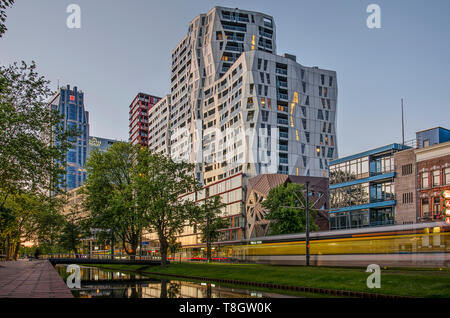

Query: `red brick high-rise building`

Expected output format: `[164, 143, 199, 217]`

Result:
[129, 93, 161, 146]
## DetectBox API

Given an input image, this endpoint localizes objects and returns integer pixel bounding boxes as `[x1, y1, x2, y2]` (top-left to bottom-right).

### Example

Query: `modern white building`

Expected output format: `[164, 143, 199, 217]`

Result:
[144, 6, 338, 247]
[148, 95, 171, 156]
[165, 6, 337, 185]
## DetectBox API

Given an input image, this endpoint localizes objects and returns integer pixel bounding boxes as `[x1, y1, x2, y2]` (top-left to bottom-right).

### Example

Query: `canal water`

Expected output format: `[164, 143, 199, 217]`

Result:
[55, 265, 308, 298]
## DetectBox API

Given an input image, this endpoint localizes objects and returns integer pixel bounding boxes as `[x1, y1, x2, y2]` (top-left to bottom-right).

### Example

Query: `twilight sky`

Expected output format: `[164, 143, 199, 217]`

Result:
[1, 0, 449, 157]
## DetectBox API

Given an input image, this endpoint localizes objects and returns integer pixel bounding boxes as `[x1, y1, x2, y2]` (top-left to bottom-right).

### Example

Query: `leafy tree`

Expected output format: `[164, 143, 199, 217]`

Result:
[0, 61, 78, 258]
[58, 219, 82, 255]
[0, 61, 75, 205]
[81, 142, 148, 258]
[133, 148, 200, 267]
[0, 193, 59, 260]
[0, 0, 13, 38]
[195, 195, 227, 262]
[262, 183, 318, 235]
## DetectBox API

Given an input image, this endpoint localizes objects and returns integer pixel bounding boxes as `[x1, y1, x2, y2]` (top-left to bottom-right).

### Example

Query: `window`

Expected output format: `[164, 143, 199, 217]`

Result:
[318, 110, 324, 120]
[433, 197, 441, 216]
[433, 170, 440, 186]
[402, 192, 413, 204]
[422, 198, 429, 217]
[423, 139, 430, 147]
[257, 58, 262, 69]
[402, 164, 413, 176]
[445, 168, 450, 185]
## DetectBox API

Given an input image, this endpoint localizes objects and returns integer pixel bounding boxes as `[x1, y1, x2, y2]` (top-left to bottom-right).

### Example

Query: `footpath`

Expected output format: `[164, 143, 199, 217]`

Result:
[0, 259, 73, 298]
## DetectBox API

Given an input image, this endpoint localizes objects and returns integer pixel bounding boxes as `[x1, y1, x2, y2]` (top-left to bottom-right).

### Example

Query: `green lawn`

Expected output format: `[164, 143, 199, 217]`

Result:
[87, 262, 450, 298]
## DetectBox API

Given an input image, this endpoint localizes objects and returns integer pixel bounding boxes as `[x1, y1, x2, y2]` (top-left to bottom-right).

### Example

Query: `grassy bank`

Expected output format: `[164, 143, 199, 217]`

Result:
[86, 262, 450, 298]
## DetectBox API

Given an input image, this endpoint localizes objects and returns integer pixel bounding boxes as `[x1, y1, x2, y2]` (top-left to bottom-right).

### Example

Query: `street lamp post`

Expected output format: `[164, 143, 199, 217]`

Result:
[283, 182, 311, 266]
[305, 181, 310, 266]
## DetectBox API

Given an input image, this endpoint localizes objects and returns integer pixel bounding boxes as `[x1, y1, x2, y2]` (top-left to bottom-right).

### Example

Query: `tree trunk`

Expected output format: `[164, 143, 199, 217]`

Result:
[206, 214, 211, 263]
[160, 238, 168, 267]
[13, 241, 20, 260]
[5, 235, 11, 261]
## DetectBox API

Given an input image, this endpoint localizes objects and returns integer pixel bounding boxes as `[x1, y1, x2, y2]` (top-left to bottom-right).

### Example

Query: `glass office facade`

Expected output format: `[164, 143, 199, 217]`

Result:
[51, 85, 89, 190]
[328, 144, 407, 230]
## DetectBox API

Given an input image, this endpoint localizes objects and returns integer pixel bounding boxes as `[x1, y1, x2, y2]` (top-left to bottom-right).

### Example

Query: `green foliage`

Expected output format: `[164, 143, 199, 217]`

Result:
[0, 0, 14, 38]
[0, 61, 76, 203]
[58, 219, 82, 254]
[195, 195, 227, 262]
[0, 61, 78, 259]
[81, 142, 145, 255]
[262, 183, 318, 235]
[132, 148, 200, 266]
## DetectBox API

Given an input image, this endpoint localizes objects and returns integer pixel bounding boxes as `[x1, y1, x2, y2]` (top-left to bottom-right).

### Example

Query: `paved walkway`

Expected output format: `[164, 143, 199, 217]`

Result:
[0, 260, 73, 298]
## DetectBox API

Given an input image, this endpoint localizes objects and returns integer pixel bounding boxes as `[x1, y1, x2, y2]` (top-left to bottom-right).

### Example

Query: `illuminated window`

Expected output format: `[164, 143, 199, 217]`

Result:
[290, 116, 294, 127]
[267, 98, 271, 109]
[296, 130, 299, 141]
[296, 167, 299, 176]
[260, 97, 266, 108]
[293, 91, 299, 104]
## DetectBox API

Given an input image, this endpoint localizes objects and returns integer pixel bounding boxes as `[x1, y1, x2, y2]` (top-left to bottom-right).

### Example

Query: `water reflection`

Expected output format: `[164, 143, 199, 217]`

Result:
[56, 265, 301, 298]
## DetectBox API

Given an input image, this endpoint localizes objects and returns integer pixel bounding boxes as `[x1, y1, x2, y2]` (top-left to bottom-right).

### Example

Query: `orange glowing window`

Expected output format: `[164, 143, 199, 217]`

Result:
[70, 95, 75, 101]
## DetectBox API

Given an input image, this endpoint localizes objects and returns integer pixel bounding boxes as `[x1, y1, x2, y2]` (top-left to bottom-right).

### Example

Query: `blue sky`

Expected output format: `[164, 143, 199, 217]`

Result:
[1, 0, 449, 156]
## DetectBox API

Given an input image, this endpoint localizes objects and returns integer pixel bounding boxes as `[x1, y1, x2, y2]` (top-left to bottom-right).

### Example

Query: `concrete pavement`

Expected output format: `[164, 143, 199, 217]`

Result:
[0, 260, 73, 298]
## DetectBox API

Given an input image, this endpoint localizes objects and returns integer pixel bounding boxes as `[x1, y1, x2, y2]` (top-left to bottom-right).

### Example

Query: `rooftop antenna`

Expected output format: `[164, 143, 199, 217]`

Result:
[57, 79, 60, 90]
[401, 98, 405, 145]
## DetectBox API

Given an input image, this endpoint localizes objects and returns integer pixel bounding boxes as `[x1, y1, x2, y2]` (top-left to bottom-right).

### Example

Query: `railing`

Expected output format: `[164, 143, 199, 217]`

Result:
[279, 132, 288, 139]
[224, 45, 241, 52]
[222, 24, 246, 32]
[259, 31, 273, 38]
[277, 93, 288, 100]
[41, 253, 162, 261]
[275, 68, 287, 75]
[276, 81, 288, 88]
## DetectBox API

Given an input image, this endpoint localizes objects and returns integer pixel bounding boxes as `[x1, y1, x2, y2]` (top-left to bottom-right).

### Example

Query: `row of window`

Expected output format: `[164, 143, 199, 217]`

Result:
[420, 168, 450, 188]
[329, 207, 394, 230]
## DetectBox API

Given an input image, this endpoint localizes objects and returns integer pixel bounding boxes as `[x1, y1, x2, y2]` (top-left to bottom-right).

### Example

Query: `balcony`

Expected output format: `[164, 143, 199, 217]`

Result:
[277, 119, 288, 125]
[221, 22, 246, 32]
[277, 93, 288, 100]
[275, 68, 287, 75]
[278, 144, 288, 151]
[279, 132, 288, 139]
[276, 81, 287, 88]
[224, 45, 241, 52]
